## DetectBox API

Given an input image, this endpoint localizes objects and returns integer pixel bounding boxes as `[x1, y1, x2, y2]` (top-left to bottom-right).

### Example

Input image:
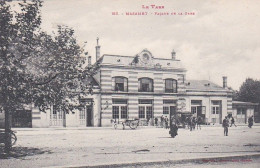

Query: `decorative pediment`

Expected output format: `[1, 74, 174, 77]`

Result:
[130, 49, 154, 67]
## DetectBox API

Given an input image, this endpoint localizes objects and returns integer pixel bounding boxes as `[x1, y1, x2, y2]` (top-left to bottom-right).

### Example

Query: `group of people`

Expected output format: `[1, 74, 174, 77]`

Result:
[155, 115, 204, 131]
[222, 115, 254, 136]
[185, 116, 203, 131]
[154, 115, 170, 129]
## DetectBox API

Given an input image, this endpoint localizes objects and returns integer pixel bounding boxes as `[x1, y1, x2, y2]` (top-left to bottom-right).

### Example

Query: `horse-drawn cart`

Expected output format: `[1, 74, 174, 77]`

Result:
[113, 118, 139, 130]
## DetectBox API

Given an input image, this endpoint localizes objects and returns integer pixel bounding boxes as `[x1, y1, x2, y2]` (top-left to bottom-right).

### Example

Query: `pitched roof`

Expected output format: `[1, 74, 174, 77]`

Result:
[97, 54, 185, 70]
[232, 101, 258, 106]
[186, 80, 226, 91]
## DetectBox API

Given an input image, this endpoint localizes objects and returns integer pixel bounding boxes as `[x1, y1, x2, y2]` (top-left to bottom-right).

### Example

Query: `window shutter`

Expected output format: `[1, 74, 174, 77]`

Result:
[149, 80, 153, 91]
[124, 78, 128, 91]
[163, 79, 165, 91]
[112, 77, 115, 91]
[173, 80, 177, 93]
[138, 79, 141, 91]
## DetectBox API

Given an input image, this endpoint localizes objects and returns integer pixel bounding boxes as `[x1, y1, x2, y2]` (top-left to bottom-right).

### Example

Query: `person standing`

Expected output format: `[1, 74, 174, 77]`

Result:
[155, 117, 158, 127]
[222, 116, 229, 136]
[197, 116, 202, 130]
[160, 115, 164, 128]
[192, 117, 196, 130]
[230, 117, 237, 127]
[169, 116, 178, 138]
[248, 116, 254, 128]
[165, 116, 169, 129]
[189, 117, 193, 131]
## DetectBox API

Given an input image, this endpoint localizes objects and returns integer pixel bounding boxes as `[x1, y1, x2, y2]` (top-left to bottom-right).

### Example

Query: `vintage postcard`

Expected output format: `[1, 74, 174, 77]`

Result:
[0, 0, 260, 167]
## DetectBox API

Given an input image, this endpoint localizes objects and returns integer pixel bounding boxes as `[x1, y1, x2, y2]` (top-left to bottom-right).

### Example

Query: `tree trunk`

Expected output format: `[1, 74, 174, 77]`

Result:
[4, 108, 12, 153]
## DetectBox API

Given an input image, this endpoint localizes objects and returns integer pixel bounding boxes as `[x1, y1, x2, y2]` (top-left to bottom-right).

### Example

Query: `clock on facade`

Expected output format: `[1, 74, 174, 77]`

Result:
[141, 53, 150, 64]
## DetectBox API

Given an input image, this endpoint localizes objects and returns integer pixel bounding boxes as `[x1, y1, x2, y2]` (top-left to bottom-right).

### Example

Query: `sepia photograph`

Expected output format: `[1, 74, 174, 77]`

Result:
[0, 0, 260, 167]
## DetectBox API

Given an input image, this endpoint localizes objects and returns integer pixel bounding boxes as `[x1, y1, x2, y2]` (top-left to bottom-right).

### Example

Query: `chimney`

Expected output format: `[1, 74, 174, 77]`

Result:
[171, 49, 176, 60]
[88, 56, 92, 66]
[223, 76, 227, 88]
[95, 37, 101, 61]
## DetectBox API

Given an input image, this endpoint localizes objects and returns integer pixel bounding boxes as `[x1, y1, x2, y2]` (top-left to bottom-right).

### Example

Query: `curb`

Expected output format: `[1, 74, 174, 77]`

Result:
[47, 153, 260, 168]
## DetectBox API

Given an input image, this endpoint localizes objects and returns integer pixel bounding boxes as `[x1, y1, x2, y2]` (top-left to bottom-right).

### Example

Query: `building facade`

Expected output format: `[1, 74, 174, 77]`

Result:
[0, 46, 258, 128]
[95, 49, 187, 126]
[232, 101, 258, 124]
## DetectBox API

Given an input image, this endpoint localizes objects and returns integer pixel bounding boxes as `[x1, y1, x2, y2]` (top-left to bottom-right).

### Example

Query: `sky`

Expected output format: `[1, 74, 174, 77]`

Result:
[35, 0, 260, 90]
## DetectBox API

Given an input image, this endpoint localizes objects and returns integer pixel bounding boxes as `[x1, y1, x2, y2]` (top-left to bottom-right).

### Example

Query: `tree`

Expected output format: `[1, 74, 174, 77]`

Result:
[236, 78, 260, 122]
[0, 0, 96, 153]
[0, 0, 41, 153]
[236, 78, 260, 104]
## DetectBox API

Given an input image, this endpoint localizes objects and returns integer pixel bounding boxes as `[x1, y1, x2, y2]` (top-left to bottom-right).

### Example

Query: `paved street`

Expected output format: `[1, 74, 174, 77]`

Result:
[0, 125, 260, 168]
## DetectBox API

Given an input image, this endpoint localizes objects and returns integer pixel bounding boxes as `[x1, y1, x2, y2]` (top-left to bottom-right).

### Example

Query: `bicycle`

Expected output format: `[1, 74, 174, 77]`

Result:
[0, 129, 17, 146]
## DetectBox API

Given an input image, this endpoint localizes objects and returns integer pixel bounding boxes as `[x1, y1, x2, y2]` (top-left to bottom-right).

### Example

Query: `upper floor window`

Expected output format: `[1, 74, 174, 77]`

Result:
[165, 79, 177, 93]
[112, 76, 128, 92]
[138, 78, 153, 92]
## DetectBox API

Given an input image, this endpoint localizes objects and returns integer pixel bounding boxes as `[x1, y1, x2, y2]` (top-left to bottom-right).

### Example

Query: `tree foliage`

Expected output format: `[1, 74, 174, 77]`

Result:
[236, 78, 260, 104]
[0, 0, 96, 115]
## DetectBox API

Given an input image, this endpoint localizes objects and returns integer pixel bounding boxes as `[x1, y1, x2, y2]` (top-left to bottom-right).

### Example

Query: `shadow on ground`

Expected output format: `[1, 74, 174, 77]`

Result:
[0, 146, 52, 159]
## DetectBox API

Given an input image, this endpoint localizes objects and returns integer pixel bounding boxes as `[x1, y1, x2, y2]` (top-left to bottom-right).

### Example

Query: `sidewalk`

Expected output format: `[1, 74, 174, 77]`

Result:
[1, 126, 260, 168]
[10, 122, 260, 132]
[48, 153, 260, 168]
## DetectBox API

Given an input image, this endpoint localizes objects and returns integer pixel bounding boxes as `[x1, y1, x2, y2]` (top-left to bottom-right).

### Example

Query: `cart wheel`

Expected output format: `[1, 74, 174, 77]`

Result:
[129, 122, 137, 129]
[11, 132, 17, 146]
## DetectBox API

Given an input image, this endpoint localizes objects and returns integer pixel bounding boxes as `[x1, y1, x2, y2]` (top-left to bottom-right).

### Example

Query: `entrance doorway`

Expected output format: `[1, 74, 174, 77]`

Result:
[169, 106, 176, 127]
[170, 106, 176, 118]
[86, 106, 93, 126]
[80, 98, 94, 127]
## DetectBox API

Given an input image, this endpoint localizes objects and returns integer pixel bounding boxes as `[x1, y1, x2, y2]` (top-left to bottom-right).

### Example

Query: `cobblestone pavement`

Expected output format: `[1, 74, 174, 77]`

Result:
[0, 125, 260, 168]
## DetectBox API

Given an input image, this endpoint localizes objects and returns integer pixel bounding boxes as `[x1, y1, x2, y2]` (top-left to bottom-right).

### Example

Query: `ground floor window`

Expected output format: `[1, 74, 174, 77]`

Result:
[210, 101, 222, 124]
[237, 108, 246, 115]
[112, 106, 120, 119]
[78, 106, 87, 126]
[211, 101, 221, 114]
[191, 100, 202, 115]
[163, 106, 169, 114]
[191, 106, 197, 114]
[212, 106, 220, 114]
[146, 106, 153, 119]
[50, 105, 64, 126]
[138, 99, 153, 120]
[79, 107, 86, 119]
[121, 106, 128, 119]
[112, 99, 128, 119]
[236, 108, 247, 123]
[163, 100, 176, 115]
[138, 106, 145, 118]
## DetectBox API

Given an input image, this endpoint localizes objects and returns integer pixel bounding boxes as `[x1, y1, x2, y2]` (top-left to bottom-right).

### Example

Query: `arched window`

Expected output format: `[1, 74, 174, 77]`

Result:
[165, 79, 177, 93]
[112, 76, 128, 92]
[138, 78, 153, 92]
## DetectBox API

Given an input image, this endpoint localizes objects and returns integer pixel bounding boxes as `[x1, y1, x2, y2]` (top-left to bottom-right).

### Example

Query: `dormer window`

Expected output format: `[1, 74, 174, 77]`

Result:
[165, 79, 177, 93]
[112, 77, 128, 92]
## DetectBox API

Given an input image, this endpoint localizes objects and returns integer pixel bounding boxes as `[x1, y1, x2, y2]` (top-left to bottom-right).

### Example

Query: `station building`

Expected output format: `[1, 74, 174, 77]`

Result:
[0, 43, 258, 128]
